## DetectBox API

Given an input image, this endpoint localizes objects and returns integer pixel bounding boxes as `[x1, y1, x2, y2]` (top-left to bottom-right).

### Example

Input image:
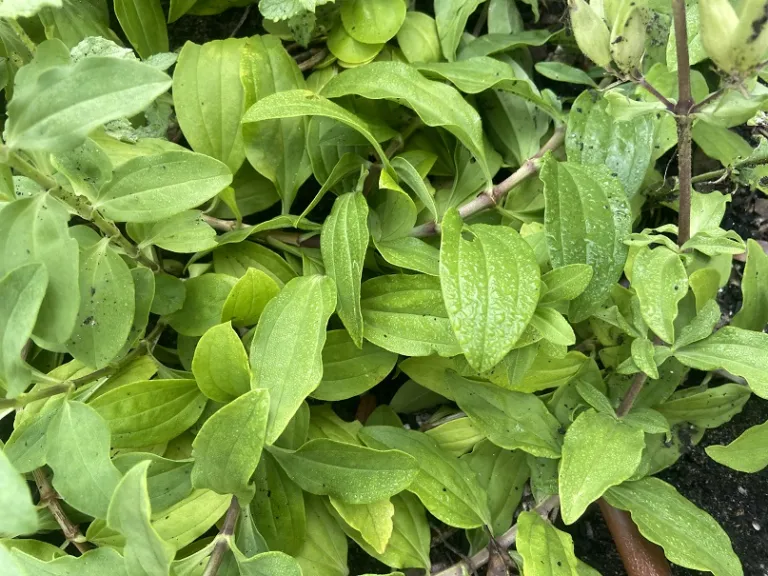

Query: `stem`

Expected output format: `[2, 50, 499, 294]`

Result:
[298, 48, 329, 72]
[0, 383, 73, 410]
[616, 371, 648, 417]
[432, 496, 560, 576]
[202, 497, 240, 576]
[598, 500, 671, 576]
[412, 125, 566, 238]
[672, 0, 693, 247]
[636, 77, 676, 112]
[33, 469, 91, 554]
[202, 214, 240, 232]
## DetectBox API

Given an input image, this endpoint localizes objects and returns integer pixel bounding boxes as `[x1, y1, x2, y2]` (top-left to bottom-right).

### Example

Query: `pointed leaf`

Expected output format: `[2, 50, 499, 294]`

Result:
[517, 512, 581, 575]
[732, 239, 768, 331]
[114, 0, 168, 59]
[706, 419, 768, 473]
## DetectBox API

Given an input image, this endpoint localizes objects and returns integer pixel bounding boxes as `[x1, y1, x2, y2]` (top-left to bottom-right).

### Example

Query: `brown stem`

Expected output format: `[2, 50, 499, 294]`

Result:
[202, 497, 240, 576]
[412, 125, 566, 238]
[202, 214, 239, 232]
[432, 496, 560, 576]
[598, 500, 671, 576]
[636, 77, 676, 112]
[298, 48, 329, 72]
[616, 371, 648, 417]
[33, 469, 91, 554]
[672, 0, 693, 247]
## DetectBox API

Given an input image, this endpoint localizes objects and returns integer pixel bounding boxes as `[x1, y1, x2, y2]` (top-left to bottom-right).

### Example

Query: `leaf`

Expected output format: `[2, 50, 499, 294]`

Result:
[192, 389, 270, 501]
[0, 263, 48, 397]
[391, 156, 438, 219]
[434, 0, 484, 60]
[236, 550, 303, 576]
[439, 209, 540, 371]
[151, 274, 185, 316]
[192, 322, 251, 403]
[106, 461, 175, 576]
[213, 242, 296, 286]
[539, 264, 593, 304]
[0, 0, 62, 18]
[535, 62, 597, 87]
[341, 0, 406, 44]
[674, 299, 721, 350]
[112, 453, 193, 513]
[565, 90, 655, 198]
[732, 239, 768, 331]
[674, 327, 768, 398]
[396, 11, 441, 64]
[360, 274, 460, 357]
[330, 498, 394, 554]
[447, 373, 562, 458]
[360, 425, 491, 528]
[631, 337, 659, 379]
[424, 416, 484, 457]
[559, 409, 645, 524]
[458, 30, 555, 59]
[322, 62, 489, 179]
[631, 245, 688, 344]
[313, 329, 398, 401]
[90, 379, 207, 447]
[268, 438, 417, 503]
[250, 275, 336, 444]
[0, 194, 79, 345]
[114, 0, 168, 59]
[604, 478, 743, 576]
[540, 158, 631, 322]
[46, 400, 121, 519]
[242, 90, 391, 174]
[656, 384, 751, 430]
[10, 547, 128, 576]
[3, 397, 63, 473]
[259, 0, 328, 21]
[132, 211, 218, 254]
[221, 267, 281, 328]
[6, 57, 171, 152]
[173, 39, 247, 172]
[167, 274, 237, 337]
[251, 451, 306, 554]
[66, 239, 135, 369]
[692, 121, 752, 168]
[516, 512, 580, 575]
[295, 494, 348, 576]
[240, 35, 310, 211]
[531, 306, 576, 346]
[95, 151, 232, 222]
[0, 450, 37, 537]
[321, 192, 369, 347]
[706, 419, 768, 473]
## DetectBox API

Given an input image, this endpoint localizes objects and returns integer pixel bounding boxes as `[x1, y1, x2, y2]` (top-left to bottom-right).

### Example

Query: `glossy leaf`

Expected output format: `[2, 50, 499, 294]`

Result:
[539, 264, 593, 304]
[341, 0, 406, 43]
[440, 209, 540, 371]
[330, 498, 394, 555]
[192, 389, 270, 500]
[250, 275, 336, 443]
[434, 0, 484, 60]
[540, 158, 631, 322]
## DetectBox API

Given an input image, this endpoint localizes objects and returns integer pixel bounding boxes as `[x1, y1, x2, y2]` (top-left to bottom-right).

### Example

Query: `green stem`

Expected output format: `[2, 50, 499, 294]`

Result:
[0, 383, 74, 410]
[202, 497, 240, 576]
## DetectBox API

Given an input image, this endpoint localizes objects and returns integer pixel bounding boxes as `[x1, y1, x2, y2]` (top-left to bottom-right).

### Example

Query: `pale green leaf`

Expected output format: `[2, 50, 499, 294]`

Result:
[213, 241, 296, 286]
[10, 547, 128, 576]
[656, 384, 751, 429]
[0, 450, 37, 537]
[221, 268, 280, 327]
[167, 274, 237, 336]
[112, 453, 193, 513]
[330, 498, 394, 554]
[114, 0, 168, 59]
[458, 30, 554, 60]
[732, 239, 768, 331]
[517, 511, 580, 575]
[192, 322, 251, 403]
[531, 306, 576, 346]
[295, 494, 348, 576]
[535, 62, 597, 87]
[0, 0, 62, 18]
[236, 550, 303, 576]
[539, 264, 593, 304]
[396, 11, 441, 64]
[706, 419, 768, 473]
[341, 0, 406, 44]
[631, 337, 659, 379]
[434, 0, 484, 60]
[132, 211, 218, 254]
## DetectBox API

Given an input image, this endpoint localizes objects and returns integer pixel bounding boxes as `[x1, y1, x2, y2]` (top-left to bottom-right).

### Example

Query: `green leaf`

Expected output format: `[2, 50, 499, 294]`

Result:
[631, 337, 659, 379]
[328, 24, 385, 64]
[268, 438, 417, 503]
[151, 274, 185, 316]
[322, 62, 489, 179]
[439, 208, 540, 371]
[0, 263, 48, 397]
[541, 158, 631, 322]
[114, 0, 168, 59]
[674, 299, 721, 350]
[192, 389, 269, 501]
[106, 461, 175, 576]
[90, 379, 207, 448]
[360, 425, 491, 528]
[434, 0, 484, 60]
[251, 451, 306, 554]
[221, 268, 281, 327]
[674, 327, 768, 398]
[0, 194, 80, 345]
[308, 404, 363, 444]
[192, 322, 251, 403]
[250, 275, 336, 444]
[0, 450, 37, 537]
[173, 39, 247, 172]
[604, 477, 743, 576]
[706, 419, 768, 473]
[464, 440, 529, 536]
[559, 409, 645, 524]
[631, 245, 688, 344]
[517, 512, 580, 575]
[6, 57, 171, 152]
[732, 239, 768, 331]
[236, 550, 303, 576]
[313, 329, 397, 401]
[391, 156, 438, 219]
[692, 121, 752, 167]
[531, 306, 576, 346]
[213, 242, 296, 286]
[458, 30, 555, 60]
[539, 264, 593, 304]
[0, 0, 62, 18]
[341, 0, 406, 43]
[565, 90, 655, 198]
[295, 494, 348, 576]
[131, 211, 218, 254]
[447, 372, 562, 458]
[167, 274, 237, 336]
[330, 498, 394, 554]
[46, 400, 121, 518]
[424, 416, 483, 457]
[360, 274, 460, 357]
[242, 90, 392, 174]
[396, 12, 441, 64]
[321, 192, 369, 347]
[240, 35, 310, 211]
[690, 190, 729, 237]
[535, 62, 597, 87]
[3, 396, 63, 473]
[65, 238, 135, 369]
[112, 453, 193, 513]
[10, 547, 128, 576]
[95, 151, 232, 222]
[656, 384, 751, 430]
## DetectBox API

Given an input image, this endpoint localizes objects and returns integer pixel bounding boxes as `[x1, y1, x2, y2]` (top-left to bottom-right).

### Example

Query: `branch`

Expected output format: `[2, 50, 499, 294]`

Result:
[672, 0, 693, 246]
[33, 469, 91, 554]
[432, 495, 560, 576]
[412, 125, 566, 238]
[202, 214, 240, 232]
[298, 48, 329, 72]
[616, 372, 648, 417]
[202, 497, 240, 576]
[635, 77, 676, 112]
[0, 383, 73, 410]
